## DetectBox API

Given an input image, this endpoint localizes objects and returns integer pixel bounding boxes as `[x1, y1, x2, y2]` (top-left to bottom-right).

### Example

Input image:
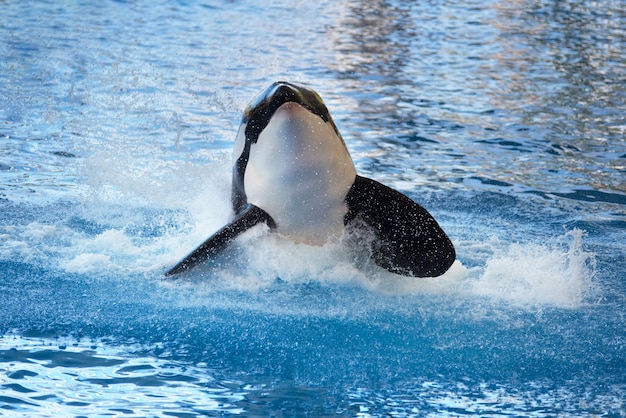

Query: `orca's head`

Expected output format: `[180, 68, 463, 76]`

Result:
[231, 81, 354, 215]
[241, 81, 343, 143]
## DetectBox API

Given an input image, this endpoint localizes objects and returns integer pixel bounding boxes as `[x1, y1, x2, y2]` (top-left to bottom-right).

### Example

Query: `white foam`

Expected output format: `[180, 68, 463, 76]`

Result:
[63, 253, 113, 273]
[159, 226, 595, 309]
[175, 227, 596, 309]
[1, 200, 596, 309]
[58, 146, 236, 274]
[1, 144, 596, 309]
[468, 229, 596, 307]
[234, 231, 366, 289]
[0, 222, 61, 263]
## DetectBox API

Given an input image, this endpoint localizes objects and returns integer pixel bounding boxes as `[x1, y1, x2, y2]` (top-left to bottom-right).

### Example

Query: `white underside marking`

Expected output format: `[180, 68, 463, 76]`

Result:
[244, 102, 356, 244]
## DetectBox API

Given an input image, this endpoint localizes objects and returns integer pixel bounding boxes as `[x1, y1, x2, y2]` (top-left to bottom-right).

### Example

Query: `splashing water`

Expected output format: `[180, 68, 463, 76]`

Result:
[470, 229, 596, 307]
[1, 0, 624, 416]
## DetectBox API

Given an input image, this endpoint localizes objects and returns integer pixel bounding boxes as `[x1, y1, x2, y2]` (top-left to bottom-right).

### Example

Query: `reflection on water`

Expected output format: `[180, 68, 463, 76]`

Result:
[1, 0, 623, 199]
[0, 336, 246, 416]
[323, 0, 625, 196]
[0, 0, 625, 416]
[2, 336, 624, 416]
[492, 0, 626, 192]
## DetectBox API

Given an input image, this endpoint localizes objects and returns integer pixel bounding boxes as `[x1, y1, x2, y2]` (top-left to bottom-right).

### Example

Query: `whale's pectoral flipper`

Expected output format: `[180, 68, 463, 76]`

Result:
[165, 204, 275, 276]
[344, 175, 455, 277]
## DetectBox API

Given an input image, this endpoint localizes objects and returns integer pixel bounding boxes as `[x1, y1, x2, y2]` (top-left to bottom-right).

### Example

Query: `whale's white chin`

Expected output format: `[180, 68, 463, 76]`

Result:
[244, 102, 356, 244]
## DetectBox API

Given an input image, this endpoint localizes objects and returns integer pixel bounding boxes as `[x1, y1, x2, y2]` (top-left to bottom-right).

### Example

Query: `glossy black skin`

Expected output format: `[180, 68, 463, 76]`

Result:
[166, 81, 455, 277]
[165, 205, 273, 276]
[345, 176, 455, 277]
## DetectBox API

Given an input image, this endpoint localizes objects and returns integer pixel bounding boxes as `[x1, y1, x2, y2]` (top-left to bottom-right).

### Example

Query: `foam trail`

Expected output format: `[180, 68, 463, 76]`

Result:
[0, 147, 236, 275]
[205, 228, 596, 309]
[4, 144, 595, 309]
[3, 198, 595, 310]
[469, 229, 596, 307]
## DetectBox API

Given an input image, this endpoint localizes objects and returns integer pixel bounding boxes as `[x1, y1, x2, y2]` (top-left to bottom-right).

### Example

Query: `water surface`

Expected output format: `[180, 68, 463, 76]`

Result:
[1, 0, 625, 416]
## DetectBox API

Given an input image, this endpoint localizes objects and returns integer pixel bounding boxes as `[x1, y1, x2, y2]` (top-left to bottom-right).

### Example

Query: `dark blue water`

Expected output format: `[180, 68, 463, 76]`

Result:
[1, 0, 625, 416]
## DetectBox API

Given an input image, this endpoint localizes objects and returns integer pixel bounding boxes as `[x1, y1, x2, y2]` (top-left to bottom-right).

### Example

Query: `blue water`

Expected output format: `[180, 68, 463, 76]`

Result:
[1, 0, 625, 416]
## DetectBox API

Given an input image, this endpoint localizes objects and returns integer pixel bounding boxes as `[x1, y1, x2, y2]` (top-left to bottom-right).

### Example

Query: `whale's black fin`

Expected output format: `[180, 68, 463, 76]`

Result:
[165, 204, 274, 276]
[344, 175, 455, 277]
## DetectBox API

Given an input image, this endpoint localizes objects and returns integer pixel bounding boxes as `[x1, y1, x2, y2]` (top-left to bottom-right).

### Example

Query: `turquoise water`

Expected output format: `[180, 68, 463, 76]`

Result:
[1, 0, 625, 416]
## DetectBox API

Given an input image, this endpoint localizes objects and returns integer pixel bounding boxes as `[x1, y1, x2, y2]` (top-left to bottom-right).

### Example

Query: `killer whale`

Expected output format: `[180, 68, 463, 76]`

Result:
[166, 81, 455, 277]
